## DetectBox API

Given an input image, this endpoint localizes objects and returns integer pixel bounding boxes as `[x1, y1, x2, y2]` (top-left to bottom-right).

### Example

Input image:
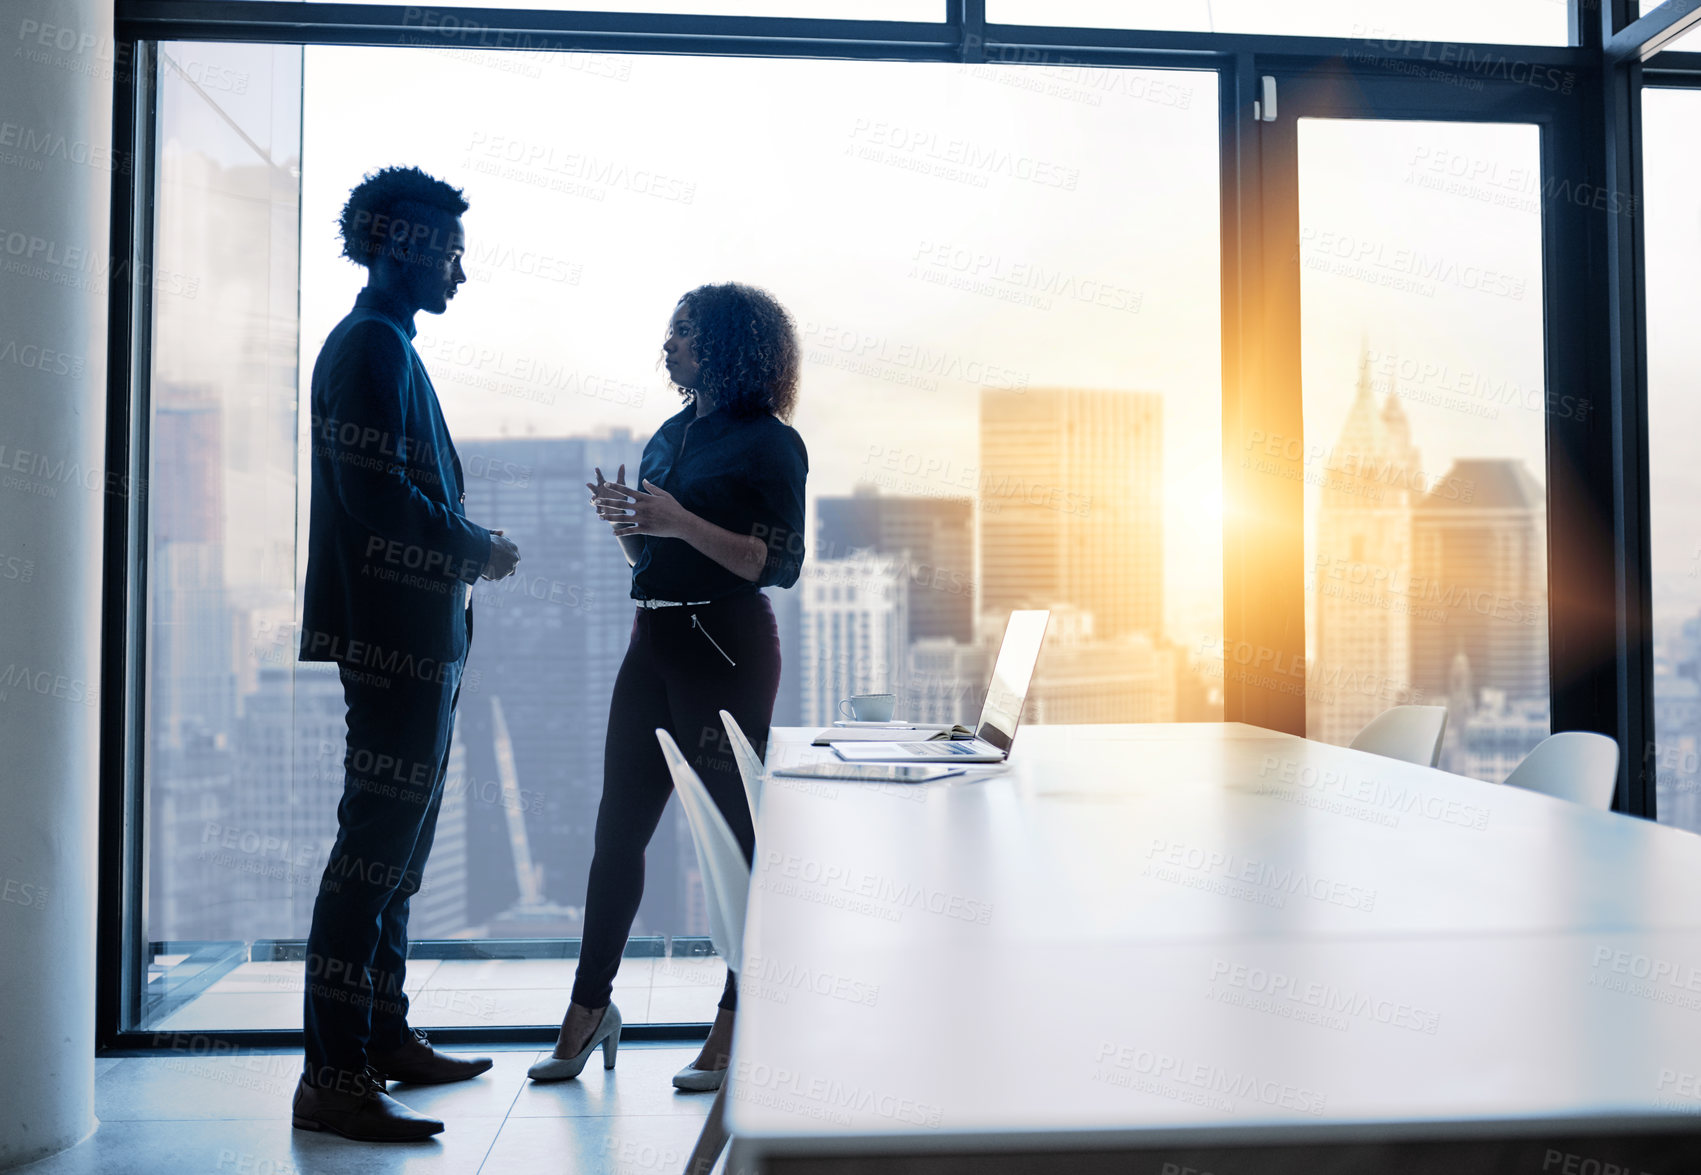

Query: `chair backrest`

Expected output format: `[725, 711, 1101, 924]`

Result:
[1502, 731, 1620, 810]
[656, 728, 749, 973]
[1349, 705, 1449, 768]
[719, 709, 765, 823]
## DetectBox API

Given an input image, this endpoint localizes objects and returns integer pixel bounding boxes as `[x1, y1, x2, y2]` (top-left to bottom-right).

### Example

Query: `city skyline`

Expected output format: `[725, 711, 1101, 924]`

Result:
[1306, 345, 1550, 781]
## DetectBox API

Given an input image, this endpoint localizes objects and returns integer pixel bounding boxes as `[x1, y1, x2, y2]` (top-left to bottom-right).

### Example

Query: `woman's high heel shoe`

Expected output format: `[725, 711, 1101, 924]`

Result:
[671, 1062, 725, 1092]
[528, 1003, 621, 1082]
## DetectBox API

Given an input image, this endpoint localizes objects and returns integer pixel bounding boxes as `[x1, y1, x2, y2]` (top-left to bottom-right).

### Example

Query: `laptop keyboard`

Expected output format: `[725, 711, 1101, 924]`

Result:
[899, 742, 981, 756]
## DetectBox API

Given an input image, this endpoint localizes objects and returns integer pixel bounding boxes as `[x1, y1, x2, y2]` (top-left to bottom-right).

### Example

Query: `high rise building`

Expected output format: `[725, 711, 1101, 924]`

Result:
[817, 487, 975, 643]
[903, 638, 992, 727]
[458, 432, 647, 929]
[411, 738, 470, 939]
[900, 607, 1177, 729]
[147, 400, 243, 943]
[1309, 353, 1422, 746]
[799, 555, 908, 727]
[1654, 666, 1701, 832]
[150, 401, 234, 751]
[145, 742, 234, 944]
[225, 664, 347, 939]
[1027, 608, 1177, 724]
[1410, 457, 1549, 775]
[1457, 689, 1551, 785]
[769, 584, 803, 728]
[147, 143, 300, 946]
[979, 387, 1162, 641]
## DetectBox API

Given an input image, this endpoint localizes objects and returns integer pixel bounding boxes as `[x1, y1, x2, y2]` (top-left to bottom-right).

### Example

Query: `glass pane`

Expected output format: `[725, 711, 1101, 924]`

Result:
[1295, 119, 1550, 780]
[987, 0, 1567, 45]
[141, 46, 1222, 1030]
[143, 43, 305, 1025]
[1645, 89, 1701, 834]
[327, 0, 942, 15]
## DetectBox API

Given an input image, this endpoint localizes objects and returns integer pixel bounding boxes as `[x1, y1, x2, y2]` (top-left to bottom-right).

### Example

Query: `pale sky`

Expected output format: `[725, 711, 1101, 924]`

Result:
[1643, 89, 1701, 635]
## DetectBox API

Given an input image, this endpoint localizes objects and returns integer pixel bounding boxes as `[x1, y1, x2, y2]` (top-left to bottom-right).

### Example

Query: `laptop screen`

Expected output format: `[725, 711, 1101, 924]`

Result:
[974, 610, 1050, 755]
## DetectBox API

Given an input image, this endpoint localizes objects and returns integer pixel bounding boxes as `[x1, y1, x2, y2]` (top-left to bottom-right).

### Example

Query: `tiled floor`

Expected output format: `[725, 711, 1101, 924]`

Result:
[19, 1045, 721, 1175]
[153, 958, 728, 1032]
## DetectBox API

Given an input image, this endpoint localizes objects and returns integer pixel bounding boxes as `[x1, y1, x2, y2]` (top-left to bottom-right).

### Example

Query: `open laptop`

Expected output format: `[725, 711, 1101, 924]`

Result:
[833, 610, 1050, 764]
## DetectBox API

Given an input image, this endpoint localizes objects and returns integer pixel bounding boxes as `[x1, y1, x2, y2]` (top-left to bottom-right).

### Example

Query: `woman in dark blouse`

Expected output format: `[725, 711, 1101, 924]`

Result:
[528, 282, 807, 1091]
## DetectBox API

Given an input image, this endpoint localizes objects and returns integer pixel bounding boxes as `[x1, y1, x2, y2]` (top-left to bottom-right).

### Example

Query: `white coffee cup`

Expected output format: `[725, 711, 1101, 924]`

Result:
[839, 693, 896, 722]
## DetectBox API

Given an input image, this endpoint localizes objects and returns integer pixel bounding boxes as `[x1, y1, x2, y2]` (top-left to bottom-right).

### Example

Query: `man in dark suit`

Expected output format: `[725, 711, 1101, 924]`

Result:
[292, 166, 522, 1142]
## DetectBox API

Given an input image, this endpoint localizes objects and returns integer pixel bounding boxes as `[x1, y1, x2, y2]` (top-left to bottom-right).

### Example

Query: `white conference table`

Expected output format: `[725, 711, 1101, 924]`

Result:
[722, 722, 1701, 1173]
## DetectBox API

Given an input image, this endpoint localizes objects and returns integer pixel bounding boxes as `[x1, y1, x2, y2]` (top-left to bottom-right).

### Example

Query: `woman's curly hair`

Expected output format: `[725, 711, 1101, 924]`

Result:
[338, 166, 469, 269]
[672, 283, 800, 422]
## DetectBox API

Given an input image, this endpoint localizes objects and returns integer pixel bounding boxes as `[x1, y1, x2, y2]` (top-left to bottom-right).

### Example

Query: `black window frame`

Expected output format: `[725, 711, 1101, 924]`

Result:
[98, 0, 1696, 1052]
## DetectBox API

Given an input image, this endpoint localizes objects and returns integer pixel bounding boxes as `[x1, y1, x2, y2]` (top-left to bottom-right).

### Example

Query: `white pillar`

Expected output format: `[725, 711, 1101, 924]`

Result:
[0, 0, 115, 1166]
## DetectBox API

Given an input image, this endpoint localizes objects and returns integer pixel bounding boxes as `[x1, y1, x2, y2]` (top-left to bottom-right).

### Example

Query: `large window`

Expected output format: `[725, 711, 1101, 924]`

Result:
[138, 42, 1223, 1031]
[1296, 119, 1550, 778]
[1643, 87, 1701, 834]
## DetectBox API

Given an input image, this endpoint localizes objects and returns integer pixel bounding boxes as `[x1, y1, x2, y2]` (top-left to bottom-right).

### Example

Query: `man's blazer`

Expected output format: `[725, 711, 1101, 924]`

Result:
[299, 289, 492, 678]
